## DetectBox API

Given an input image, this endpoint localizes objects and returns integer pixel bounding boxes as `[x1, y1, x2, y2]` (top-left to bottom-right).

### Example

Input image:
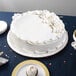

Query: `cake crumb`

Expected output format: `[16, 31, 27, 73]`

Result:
[70, 53, 73, 55]
[9, 50, 12, 52]
[5, 54, 9, 58]
[14, 56, 17, 58]
[64, 60, 67, 64]
[49, 63, 52, 66]
[73, 25, 76, 28]
[4, 45, 6, 48]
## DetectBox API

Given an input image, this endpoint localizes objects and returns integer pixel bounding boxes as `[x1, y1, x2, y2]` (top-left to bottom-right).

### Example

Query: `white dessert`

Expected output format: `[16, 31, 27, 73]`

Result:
[10, 10, 65, 44]
[26, 65, 38, 76]
[8, 10, 68, 54]
[0, 21, 7, 34]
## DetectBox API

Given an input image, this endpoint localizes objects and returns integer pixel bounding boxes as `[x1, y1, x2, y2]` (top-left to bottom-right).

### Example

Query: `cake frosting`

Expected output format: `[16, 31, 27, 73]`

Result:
[10, 10, 65, 44]
[26, 65, 38, 76]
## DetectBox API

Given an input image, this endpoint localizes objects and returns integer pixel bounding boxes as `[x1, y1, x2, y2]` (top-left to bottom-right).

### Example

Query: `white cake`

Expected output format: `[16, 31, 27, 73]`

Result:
[9, 10, 67, 53]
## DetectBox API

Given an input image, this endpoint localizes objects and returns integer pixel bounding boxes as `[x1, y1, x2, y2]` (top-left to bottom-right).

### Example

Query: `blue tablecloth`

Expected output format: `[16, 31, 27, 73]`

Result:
[0, 12, 76, 76]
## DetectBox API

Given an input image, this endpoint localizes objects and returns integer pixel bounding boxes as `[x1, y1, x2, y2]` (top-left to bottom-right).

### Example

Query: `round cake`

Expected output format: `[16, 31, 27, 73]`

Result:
[8, 10, 67, 54]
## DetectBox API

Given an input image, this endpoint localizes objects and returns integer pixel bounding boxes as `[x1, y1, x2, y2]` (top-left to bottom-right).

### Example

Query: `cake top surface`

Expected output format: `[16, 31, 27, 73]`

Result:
[11, 10, 65, 43]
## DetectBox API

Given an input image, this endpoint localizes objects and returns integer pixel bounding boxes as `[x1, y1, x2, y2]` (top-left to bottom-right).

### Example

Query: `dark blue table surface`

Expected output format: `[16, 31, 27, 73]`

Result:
[0, 12, 76, 76]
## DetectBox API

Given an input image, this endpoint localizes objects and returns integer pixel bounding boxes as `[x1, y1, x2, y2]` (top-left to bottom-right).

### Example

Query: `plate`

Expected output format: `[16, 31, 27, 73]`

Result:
[11, 60, 50, 76]
[7, 31, 68, 58]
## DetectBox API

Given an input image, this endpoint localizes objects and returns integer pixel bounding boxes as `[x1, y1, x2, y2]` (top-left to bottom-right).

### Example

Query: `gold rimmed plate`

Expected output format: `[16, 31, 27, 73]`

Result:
[11, 60, 50, 76]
